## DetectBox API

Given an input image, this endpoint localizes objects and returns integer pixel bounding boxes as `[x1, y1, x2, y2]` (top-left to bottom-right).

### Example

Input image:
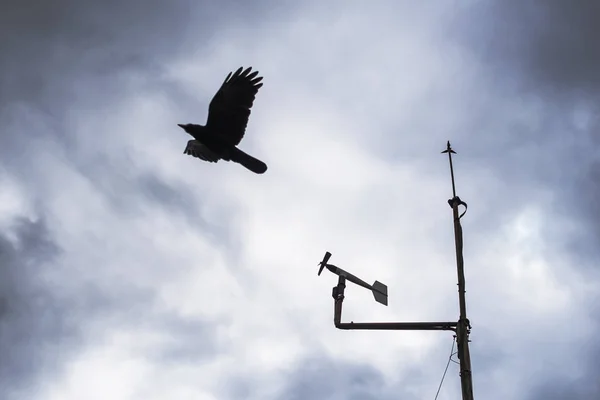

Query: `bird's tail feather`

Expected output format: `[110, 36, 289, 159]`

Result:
[231, 148, 267, 174]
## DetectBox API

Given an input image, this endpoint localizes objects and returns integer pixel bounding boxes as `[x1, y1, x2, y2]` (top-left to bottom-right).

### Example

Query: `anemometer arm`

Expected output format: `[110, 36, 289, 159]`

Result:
[331, 275, 457, 331]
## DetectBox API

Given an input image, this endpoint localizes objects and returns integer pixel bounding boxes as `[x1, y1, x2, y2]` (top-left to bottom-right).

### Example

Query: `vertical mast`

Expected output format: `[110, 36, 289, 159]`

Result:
[442, 141, 474, 400]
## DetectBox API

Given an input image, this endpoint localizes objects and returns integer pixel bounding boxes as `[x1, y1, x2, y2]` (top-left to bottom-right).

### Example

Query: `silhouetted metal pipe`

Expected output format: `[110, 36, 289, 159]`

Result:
[332, 276, 456, 331]
[444, 141, 474, 400]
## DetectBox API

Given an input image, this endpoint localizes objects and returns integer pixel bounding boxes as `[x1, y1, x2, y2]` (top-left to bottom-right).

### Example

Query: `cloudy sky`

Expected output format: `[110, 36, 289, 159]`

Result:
[1, 1, 599, 399]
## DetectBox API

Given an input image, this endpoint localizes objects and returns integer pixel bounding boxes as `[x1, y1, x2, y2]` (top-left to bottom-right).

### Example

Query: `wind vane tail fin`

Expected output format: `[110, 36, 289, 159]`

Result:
[372, 281, 388, 306]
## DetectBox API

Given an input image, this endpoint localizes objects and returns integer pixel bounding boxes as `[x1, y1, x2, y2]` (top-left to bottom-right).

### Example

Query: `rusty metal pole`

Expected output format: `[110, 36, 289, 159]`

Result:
[442, 141, 474, 400]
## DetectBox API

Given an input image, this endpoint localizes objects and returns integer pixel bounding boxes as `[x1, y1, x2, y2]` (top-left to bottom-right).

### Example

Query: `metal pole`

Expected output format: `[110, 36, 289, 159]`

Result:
[442, 141, 474, 400]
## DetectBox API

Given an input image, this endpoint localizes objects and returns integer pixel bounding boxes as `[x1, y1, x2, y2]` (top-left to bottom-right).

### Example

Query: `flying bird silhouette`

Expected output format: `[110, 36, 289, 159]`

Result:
[178, 66, 267, 174]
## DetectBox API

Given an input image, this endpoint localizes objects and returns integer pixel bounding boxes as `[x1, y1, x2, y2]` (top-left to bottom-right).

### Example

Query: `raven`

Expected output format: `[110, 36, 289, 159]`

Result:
[178, 66, 268, 174]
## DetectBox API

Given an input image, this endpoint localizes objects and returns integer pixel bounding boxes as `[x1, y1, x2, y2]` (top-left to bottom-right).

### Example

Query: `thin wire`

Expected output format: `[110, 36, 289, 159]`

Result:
[434, 337, 456, 400]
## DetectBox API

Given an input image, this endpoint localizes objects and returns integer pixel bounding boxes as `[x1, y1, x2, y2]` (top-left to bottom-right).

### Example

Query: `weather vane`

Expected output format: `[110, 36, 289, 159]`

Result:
[317, 141, 475, 399]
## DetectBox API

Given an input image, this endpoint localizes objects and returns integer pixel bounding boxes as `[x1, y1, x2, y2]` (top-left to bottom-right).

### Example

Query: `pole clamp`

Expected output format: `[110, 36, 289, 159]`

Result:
[448, 196, 468, 219]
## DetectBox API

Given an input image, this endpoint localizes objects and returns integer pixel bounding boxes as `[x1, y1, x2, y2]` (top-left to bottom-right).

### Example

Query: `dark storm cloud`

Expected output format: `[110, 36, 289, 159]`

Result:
[471, 2, 600, 242]
[454, 0, 600, 156]
[447, 1, 600, 256]
[0, 215, 226, 400]
[0, 0, 197, 182]
[453, 2, 600, 399]
[0, 0, 297, 105]
[0, 0, 189, 112]
[0, 217, 73, 398]
[0, 0, 298, 152]
[278, 356, 416, 400]
[523, 306, 600, 400]
[223, 351, 450, 400]
[459, 0, 600, 98]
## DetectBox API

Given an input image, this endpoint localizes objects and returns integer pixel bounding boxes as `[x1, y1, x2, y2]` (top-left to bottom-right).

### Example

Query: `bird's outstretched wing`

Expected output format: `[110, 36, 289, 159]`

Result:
[183, 140, 220, 163]
[206, 66, 263, 146]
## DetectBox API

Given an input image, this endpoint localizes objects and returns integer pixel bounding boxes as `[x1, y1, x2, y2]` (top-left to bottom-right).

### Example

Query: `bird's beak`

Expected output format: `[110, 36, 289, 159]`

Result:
[177, 124, 185, 129]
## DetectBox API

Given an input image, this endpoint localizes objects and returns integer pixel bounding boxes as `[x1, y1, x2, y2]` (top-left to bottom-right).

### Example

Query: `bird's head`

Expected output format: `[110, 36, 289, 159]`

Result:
[177, 123, 206, 139]
[177, 123, 191, 133]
